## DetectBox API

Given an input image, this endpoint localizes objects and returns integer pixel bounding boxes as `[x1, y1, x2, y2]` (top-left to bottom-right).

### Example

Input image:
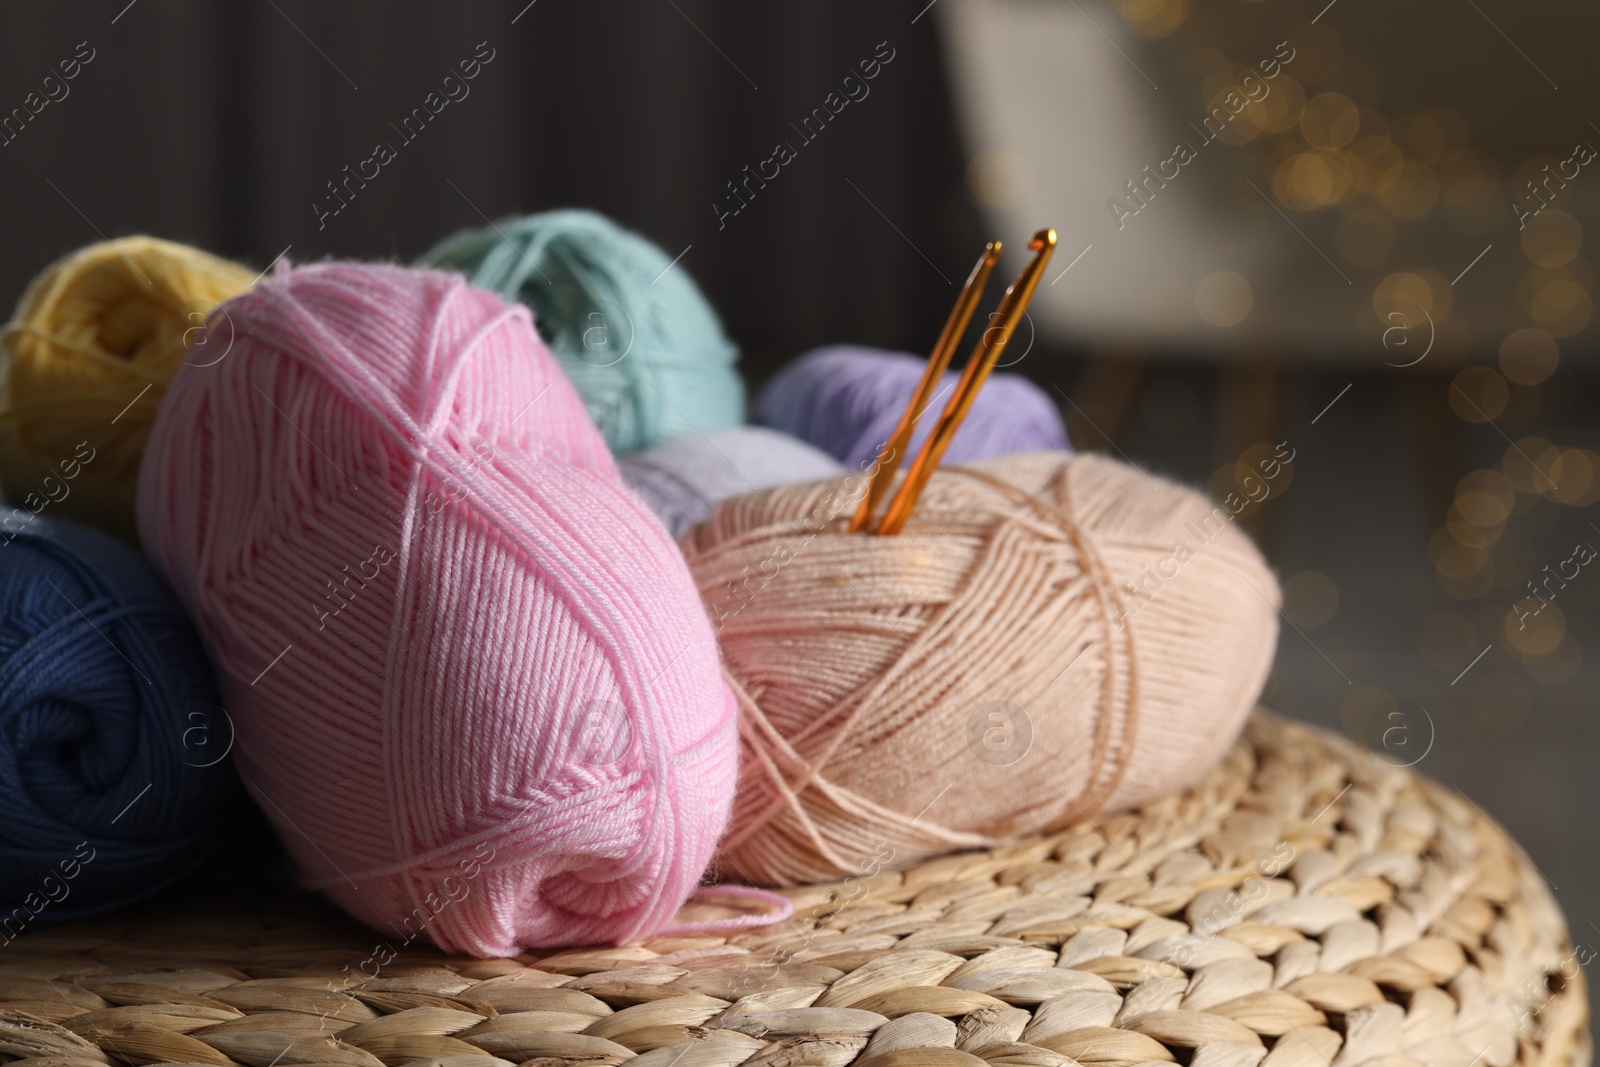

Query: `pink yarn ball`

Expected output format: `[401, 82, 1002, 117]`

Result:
[136, 262, 736, 954]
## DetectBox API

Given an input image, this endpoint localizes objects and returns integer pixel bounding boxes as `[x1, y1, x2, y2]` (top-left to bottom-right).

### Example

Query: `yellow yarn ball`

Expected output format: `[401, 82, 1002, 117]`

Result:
[0, 237, 253, 542]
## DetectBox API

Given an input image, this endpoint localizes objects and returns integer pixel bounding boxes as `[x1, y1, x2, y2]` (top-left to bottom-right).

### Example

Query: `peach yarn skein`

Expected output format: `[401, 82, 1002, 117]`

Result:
[683, 451, 1280, 886]
[0, 237, 253, 542]
[138, 261, 738, 954]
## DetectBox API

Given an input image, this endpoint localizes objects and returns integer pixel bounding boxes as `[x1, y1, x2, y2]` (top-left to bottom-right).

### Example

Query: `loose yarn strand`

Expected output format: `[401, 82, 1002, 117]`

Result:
[657, 884, 795, 935]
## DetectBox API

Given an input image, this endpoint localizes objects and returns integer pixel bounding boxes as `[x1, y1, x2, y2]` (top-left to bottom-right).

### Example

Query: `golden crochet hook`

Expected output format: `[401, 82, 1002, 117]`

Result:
[875, 228, 1057, 536]
[848, 241, 1001, 534]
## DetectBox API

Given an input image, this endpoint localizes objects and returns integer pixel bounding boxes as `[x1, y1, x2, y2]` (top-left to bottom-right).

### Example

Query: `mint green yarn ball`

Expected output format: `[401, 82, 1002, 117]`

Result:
[421, 210, 744, 454]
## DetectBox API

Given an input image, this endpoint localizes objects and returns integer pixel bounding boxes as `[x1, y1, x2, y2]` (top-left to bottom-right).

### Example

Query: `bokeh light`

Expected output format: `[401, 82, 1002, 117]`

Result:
[1521, 210, 1582, 268]
[1431, 525, 1494, 598]
[1378, 161, 1439, 217]
[1374, 270, 1451, 317]
[1105, 2, 1596, 711]
[1348, 136, 1402, 195]
[1283, 570, 1339, 627]
[1503, 601, 1565, 658]
[1391, 110, 1451, 165]
[1525, 635, 1582, 686]
[1498, 328, 1559, 385]
[1530, 279, 1591, 336]
[1447, 367, 1508, 422]
[1300, 92, 1359, 149]
[1538, 447, 1600, 505]
[1503, 437, 1553, 493]
[1455, 469, 1514, 526]
[1195, 270, 1253, 326]
[1207, 441, 1294, 514]
[1339, 685, 1395, 742]
[1113, 0, 1189, 39]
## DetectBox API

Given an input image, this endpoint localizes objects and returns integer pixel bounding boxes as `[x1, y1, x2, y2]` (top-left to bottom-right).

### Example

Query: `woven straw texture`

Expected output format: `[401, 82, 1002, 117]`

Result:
[0, 713, 1587, 1067]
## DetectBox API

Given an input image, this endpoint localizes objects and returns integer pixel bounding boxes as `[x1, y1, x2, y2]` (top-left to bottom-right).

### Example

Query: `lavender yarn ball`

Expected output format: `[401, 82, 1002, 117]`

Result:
[620, 428, 845, 538]
[755, 345, 1070, 469]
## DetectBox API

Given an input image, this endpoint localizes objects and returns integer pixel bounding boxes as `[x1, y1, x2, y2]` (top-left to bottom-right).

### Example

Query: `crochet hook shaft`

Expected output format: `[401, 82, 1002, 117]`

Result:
[876, 228, 1056, 536]
[850, 242, 1001, 534]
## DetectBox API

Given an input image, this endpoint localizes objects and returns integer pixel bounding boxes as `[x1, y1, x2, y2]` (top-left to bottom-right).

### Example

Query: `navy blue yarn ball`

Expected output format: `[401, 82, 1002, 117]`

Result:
[0, 514, 238, 924]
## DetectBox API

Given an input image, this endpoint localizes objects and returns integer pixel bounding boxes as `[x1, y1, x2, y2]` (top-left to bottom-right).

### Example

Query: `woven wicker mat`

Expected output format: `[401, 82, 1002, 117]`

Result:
[0, 713, 1588, 1067]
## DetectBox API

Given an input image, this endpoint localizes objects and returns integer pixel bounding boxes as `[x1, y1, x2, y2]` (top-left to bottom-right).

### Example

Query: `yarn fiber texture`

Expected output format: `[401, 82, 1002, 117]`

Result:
[137, 261, 737, 954]
[0, 237, 254, 543]
[756, 345, 1070, 469]
[682, 451, 1279, 886]
[422, 209, 744, 455]
[0, 515, 238, 920]
[620, 427, 845, 539]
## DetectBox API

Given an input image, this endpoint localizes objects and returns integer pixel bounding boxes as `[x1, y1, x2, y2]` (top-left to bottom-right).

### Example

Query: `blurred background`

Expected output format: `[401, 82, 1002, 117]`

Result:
[2, 0, 1597, 1014]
